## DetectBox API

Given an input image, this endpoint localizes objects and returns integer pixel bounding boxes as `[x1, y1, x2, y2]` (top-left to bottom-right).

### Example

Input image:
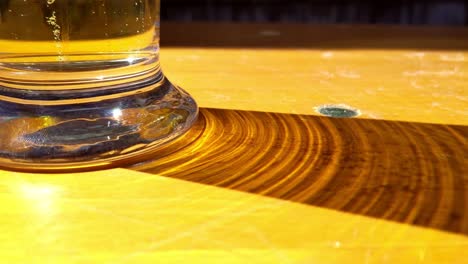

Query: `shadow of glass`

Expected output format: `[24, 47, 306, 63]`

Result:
[131, 108, 468, 236]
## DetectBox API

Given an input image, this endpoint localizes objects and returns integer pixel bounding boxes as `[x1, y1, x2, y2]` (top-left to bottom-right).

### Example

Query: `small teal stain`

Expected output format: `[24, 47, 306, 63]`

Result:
[317, 105, 359, 118]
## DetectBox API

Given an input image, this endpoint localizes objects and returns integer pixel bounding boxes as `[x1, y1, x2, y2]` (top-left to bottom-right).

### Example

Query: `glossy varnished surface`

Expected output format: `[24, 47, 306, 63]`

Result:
[0, 23, 467, 263]
[161, 23, 468, 125]
[1, 169, 467, 263]
[133, 108, 468, 235]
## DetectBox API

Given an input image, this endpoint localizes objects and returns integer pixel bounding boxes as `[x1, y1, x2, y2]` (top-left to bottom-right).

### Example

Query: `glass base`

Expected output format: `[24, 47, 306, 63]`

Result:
[0, 75, 198, 172]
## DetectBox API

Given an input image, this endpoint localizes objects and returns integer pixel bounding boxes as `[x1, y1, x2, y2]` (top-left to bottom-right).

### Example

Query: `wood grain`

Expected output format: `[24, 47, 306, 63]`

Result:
[0, 23, 467, 263]
[133, 108, 468, 235]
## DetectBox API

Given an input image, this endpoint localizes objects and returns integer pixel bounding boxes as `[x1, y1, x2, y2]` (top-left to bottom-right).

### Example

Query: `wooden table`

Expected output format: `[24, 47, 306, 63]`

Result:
[0, 23, 467, 263]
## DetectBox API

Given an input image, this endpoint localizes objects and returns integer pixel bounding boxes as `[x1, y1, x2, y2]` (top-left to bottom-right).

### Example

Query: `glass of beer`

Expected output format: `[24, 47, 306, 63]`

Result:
[0, 0, 198, 171]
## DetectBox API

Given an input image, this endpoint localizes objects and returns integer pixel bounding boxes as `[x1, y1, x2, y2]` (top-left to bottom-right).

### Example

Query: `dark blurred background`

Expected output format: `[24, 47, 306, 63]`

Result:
[162, 0, 467, 26]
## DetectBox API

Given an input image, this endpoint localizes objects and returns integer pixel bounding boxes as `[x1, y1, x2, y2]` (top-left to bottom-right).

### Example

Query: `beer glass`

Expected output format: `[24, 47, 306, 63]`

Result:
[0, 0, 198, 170]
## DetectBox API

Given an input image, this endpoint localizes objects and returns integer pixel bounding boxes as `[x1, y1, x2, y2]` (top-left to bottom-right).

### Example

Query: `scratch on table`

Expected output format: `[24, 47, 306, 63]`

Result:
[246, 226, 293, 264]
[212, 93, 232, 102]
[410, 80, 423, 90]
[337, 70, 361, 79]
[431, 102, 441, 108]
[316, 70, 335, 79]
[439, 53, 465, 62]
[404, 52, 426, 59]
[403, 68, 462, 77]
[111, 197, 284, 264]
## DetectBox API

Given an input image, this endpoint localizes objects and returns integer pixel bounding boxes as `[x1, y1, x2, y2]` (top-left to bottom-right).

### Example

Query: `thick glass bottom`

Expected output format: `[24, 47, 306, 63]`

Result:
[0, 75, 198, 172]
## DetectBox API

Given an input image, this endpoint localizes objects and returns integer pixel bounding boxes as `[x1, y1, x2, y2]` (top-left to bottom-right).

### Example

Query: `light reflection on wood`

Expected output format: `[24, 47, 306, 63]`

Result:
[1, 168, 466, 263]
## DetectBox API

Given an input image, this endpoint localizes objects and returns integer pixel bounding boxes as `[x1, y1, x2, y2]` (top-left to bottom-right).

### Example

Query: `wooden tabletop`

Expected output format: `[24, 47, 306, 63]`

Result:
[0, 23, 467, 263]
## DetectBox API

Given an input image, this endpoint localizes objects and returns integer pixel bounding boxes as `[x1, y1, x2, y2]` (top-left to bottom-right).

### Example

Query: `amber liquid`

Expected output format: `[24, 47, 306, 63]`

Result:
[0, 0, 160, 91]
